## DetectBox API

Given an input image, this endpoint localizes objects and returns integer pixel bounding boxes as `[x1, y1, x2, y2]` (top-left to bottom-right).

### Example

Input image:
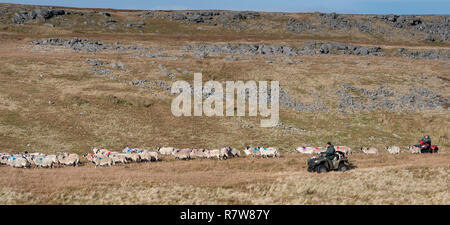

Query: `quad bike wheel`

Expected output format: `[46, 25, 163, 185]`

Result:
[338, 161, 348, 172]
[316, 164, 327, 173]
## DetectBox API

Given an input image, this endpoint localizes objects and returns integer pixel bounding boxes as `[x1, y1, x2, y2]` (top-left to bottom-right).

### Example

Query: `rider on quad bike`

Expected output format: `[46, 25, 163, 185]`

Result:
[418, 135, 431, 153]
[306, 142, 351, 173]
[415, 135, 439, 153]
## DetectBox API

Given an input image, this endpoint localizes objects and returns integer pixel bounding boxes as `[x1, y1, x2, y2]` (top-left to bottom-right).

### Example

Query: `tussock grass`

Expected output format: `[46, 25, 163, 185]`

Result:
[0, 154, 448, 204]
[0, 4, 448, 204]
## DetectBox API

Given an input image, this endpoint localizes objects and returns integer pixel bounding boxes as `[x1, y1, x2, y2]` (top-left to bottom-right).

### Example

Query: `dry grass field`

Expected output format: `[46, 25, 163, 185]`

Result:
[0, 3, 449, 204]
[1, 154, 449, 204]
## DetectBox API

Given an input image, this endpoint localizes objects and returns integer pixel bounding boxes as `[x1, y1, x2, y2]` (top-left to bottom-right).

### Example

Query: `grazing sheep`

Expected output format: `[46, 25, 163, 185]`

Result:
[83, 153, 96, 163]
[189, 149, 207, 159]
[157, 147, 175, 156]
[200, 149, 211, 158]
[92, 155, 114, 167]
[259, 147, 279, 158]
[189, 149, 199, 159]
[335, 146, 352, 155]
[122, 147, 142, 154]
[7, 156, 31, 168]
[361, 147, 378, 154]
[206, 148, 229, 160]
[138, 151, 151, 161]
[64, 153, 80, 165]
[206, 149, 220, 159]
[408, 146, 421, 154]
[92, 147, 110, 155]
[220, 147, 240, 158]
[230, 148, 241, 157]
[28, 152, 46, 158]
[243, 147, 252, 156]
[243, 146, 261, 157]
[23, 155, 35, 166]
[220, 147, 233, 159]
[46, 155, 58, 165]
[57, 153, 80, 166]
[32, 155, 54, 168]
[313, 146, 325, 154]
[296, 146, 315, 154]
[203, 149, 212, 158]
[296, 146, 324, 154]
[139, 150, 159, 162]
[109, 153, 128, 164]
[386, 146, 401, 154]
[125, 153, 141, 162]
[147, 151, 159, 161]
[0, 155, 9, 165]
[172, 148, 191, 160]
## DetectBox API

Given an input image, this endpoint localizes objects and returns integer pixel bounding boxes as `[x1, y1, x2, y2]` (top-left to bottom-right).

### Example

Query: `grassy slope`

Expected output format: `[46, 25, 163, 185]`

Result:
[0, 3, 448, 204]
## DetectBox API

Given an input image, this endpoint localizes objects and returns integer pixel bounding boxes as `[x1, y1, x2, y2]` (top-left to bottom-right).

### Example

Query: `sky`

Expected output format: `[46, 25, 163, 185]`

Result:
[2, 0, 450, 14]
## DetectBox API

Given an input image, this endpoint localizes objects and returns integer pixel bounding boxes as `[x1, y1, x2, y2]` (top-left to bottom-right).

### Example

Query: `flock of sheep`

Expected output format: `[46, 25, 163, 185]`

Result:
[156, 146, 278, 159]
[0, 152, 80, 168]
[0, 144, 428, 169]
[0, 146, 279, 168]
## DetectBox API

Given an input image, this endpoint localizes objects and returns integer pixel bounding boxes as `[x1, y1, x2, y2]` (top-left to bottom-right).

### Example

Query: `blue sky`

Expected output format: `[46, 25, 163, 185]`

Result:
[2, 0, 450, 14]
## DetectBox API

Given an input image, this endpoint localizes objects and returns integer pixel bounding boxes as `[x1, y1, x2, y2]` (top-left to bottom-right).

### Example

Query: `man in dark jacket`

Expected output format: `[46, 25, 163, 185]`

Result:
[321, 142, 335, 169]
[420, 135, 431, 145]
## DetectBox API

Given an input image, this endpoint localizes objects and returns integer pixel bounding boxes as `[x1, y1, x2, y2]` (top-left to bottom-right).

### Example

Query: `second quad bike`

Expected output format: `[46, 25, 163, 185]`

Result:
[306, 151, 352, 173]
[412, 144, 439, 153]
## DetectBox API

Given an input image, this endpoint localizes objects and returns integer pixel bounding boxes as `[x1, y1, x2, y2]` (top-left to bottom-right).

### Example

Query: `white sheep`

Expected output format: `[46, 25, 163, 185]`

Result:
[408, 146, 421, 154]
[32, 155, 54, 168]
[172, 148, 191, 160]
[92, 155, 114, 167]
[7, 156, 31, 168]
[361, 147, 378, 154]
[296, 146, 315, 154]
[335, 146, 352, 155]
[259, 147, 279, 158]
[157, 147, 175, 156]
[386, 146, 401, 154]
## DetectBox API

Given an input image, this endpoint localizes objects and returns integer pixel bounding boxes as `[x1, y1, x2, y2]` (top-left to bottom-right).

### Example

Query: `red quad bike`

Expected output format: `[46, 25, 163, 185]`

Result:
[414, 141, 439, 153]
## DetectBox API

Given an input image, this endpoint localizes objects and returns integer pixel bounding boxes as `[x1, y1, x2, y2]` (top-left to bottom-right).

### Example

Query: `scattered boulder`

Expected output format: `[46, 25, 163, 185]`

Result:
[12, 8, 65, 24]
[129, 80, 148, 86]
[111, 61, 125, 70]
[336, 84, 448, 112]
[375, 15, 449, 41]
[286, 18, 315, 33]
[305, 41, 384, 56]
[396, 48, 450, 60]
[99, 12, 112, 17]
[317, 13, 373, 33]
[160, 11, 260, 26]
[30, 37, 147, 52]
[183, 42, 384, 57]
[126, 23, 144, 28]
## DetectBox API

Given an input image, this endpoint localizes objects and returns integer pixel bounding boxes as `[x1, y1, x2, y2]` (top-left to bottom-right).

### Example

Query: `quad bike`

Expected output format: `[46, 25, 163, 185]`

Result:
[414, 144, 439, 153]
[306, 151, 352, 173]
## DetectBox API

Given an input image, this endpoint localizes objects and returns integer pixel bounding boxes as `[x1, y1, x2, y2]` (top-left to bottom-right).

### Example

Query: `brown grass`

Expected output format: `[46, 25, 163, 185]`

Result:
[0, 154, 448, 204]
[0, 3, 449, 204]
